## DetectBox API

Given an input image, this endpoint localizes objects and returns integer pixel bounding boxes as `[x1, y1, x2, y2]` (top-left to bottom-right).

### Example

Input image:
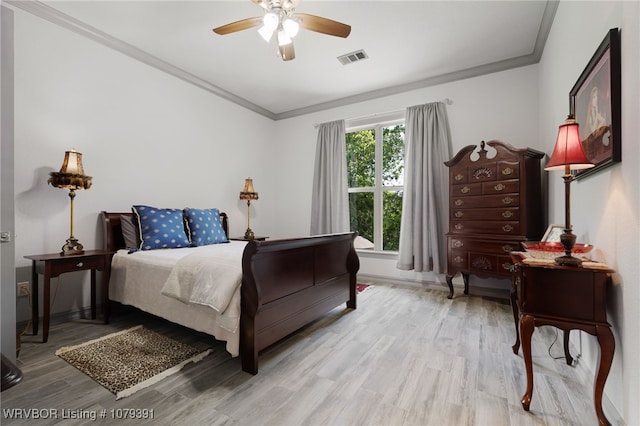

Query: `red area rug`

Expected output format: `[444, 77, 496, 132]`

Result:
[356, 283, 371, 294]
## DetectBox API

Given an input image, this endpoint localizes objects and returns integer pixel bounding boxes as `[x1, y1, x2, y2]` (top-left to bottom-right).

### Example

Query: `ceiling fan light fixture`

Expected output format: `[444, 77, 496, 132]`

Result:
[258, 25, 274, 42]
[277, 29, 292, 46]
[213, 0, 352, 62]
[282, 17, 299, 38]
[263, 12, 279, 32]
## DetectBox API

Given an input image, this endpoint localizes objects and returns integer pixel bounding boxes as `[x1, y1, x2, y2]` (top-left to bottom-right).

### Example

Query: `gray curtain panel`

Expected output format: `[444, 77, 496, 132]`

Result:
[310, 120, 349, 235]
[397, 102, 453, 273]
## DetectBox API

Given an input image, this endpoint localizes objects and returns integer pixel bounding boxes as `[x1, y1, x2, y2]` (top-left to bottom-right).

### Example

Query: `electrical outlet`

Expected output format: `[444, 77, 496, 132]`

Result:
[17, 282, 29, 297]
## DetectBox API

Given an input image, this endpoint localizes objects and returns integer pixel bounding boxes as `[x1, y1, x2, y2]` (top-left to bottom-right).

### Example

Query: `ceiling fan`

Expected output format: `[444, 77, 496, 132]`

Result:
[212, 0, 351, 61]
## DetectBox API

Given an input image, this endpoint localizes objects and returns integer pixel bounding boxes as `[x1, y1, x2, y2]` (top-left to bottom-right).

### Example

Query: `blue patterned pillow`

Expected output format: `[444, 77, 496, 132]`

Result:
[183, 208, 228, 246]
[132, 205, 191, 250]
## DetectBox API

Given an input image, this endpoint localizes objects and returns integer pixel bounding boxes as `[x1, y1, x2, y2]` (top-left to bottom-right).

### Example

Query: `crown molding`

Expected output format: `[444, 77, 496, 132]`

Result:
[6, 0, 557, 121]
[5, 0, 277, 120]
[274, 0, 558, 120]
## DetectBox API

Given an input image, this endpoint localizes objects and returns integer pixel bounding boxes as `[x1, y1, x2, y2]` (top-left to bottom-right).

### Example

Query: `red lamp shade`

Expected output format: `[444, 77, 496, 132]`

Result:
[545, 116, 594, 171]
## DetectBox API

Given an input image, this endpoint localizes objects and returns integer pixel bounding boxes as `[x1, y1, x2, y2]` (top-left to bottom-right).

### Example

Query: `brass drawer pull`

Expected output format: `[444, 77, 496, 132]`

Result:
[455, 211, 464, 218]
[454, 256, 464, 264]
[502, 245, 514, 252]
[76, 262, 84, 268]
[502, 196, 513, 205]
[452, 240, 464, 248]
[502, 167, 514, 175]
[455, 199, 463, 206]
[502, 262, 512, 270]
[502, 211, 514, 218]
[455, 173, 464, 181]
[502, 224, 514, 232]
[461, 186, 470, 194]
[494, 183, 505, 191]
[455, 223, 464, 230]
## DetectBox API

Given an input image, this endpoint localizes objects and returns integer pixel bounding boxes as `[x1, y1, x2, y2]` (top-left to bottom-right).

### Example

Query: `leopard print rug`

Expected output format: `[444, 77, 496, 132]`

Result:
[56, 325, 211, 399]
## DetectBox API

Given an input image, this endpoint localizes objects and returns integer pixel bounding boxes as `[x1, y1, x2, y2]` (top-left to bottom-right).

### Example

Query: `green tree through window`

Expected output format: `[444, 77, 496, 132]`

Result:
[346, 123, 404, 251]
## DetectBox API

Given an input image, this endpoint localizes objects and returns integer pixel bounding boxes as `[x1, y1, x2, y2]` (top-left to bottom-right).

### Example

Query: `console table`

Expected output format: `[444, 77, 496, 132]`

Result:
[510, 254, 615, 426]
[24, 250, 113, 343]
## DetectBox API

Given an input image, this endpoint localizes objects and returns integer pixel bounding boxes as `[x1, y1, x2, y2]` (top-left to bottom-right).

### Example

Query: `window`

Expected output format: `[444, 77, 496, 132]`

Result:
[346, 120, 405, 251]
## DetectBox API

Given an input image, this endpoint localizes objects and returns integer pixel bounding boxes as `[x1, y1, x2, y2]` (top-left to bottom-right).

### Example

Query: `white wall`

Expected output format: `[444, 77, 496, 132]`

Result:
[12, 10, 276, 319]
[538, 1, 639, 423]
[272, 65, 542, 293]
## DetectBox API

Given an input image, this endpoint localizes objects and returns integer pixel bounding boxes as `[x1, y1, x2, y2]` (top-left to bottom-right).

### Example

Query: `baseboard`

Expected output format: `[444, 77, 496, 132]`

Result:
[16, 305, 101, 331]
[357, 273, 510, 299]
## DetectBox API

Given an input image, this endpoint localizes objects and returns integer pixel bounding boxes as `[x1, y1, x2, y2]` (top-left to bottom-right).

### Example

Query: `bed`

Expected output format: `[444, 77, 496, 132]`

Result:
[100, 211, 359, 374]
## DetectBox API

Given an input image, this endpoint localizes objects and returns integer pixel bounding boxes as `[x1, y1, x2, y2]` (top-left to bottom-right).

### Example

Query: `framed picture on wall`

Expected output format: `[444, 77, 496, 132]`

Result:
[570, 28, 621, 180]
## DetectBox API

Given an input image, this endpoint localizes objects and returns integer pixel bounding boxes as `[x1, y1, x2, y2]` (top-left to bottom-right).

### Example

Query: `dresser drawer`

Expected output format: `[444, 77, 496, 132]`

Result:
[497, 161, 519, 179]
[482, 179, 519, 195]
[468, 253, 514, 277]
[448, 251, 514, 277]
[451, 207, 519, 221]
[468, 163, 497, 182]
[451, 182, 482, 197]
[451, 169, 468, 184]
[449, 237, 519, 255]
[452, 193, 520, 209]
[448, 250, 468, 271]
[451, 221, 520, 235]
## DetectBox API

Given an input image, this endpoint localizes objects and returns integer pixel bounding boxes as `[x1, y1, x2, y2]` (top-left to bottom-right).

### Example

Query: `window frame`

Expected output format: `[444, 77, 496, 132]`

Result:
[346, 113, 405, 252]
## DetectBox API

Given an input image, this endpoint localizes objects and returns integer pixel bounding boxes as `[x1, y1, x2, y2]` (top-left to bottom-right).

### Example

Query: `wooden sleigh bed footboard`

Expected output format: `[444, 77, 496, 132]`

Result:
[100, 211, 359, 374]
[240, 233, 359, 374]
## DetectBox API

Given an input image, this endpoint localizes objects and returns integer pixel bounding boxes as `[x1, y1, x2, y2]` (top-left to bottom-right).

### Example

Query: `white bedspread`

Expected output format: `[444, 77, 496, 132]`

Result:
[160, 243, 245, 333]
[109, 241, 247, 356]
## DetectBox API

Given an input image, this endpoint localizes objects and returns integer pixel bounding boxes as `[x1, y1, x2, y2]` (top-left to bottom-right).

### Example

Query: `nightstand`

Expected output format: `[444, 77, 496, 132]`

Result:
[230, 236, 268, 241]
[24, 250, 113, 343]
[510, 254, 615, 426]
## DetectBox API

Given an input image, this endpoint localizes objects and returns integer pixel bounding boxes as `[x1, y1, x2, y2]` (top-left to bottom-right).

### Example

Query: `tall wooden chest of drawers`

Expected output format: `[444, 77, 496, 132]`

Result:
[444, 140, 544, 299]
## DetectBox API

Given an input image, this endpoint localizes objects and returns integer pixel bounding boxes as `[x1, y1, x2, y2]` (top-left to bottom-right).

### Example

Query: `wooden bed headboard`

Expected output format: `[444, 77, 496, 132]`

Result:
[100, 211, 230, 252]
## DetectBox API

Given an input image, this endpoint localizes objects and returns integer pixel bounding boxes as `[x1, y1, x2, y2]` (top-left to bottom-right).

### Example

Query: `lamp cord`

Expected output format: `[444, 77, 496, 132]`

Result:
[547, 329, 565, 360]
[548, 328, 582, 365]
[18, 277, 62, 339]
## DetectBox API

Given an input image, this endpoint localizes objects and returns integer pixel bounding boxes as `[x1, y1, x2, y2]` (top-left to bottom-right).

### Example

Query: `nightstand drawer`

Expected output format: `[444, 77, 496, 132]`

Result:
[36, 255, 107, 277]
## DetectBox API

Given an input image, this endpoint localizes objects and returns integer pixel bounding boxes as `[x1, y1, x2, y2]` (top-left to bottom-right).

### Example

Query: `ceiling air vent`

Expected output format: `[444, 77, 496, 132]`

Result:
[338, 49, 369, 65]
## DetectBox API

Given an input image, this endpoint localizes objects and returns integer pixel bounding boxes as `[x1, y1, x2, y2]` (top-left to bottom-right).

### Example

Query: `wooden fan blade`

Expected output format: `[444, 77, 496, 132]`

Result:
[213, 17, 262, 35]
[295, 13, 351, 38]
[279, 43, 295, 61]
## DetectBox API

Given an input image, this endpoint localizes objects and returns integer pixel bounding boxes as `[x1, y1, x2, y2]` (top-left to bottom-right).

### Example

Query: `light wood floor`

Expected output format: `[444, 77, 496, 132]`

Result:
[2, 282, 619, 425]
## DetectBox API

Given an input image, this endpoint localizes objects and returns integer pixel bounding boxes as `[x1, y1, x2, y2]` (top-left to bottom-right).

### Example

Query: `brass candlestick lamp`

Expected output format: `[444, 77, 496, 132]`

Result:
[48, 149, 92, 255]
[544, 115, 594, 266]
[239, 178, 258, 240]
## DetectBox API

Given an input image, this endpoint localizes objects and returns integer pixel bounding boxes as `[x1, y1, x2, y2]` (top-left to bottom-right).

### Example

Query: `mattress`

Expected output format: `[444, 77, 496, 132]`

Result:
[108, 241, 248, 356]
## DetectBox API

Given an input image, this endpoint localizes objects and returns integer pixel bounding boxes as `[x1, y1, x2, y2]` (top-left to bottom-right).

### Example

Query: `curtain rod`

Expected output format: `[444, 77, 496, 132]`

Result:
[314, 98, 453, 128]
